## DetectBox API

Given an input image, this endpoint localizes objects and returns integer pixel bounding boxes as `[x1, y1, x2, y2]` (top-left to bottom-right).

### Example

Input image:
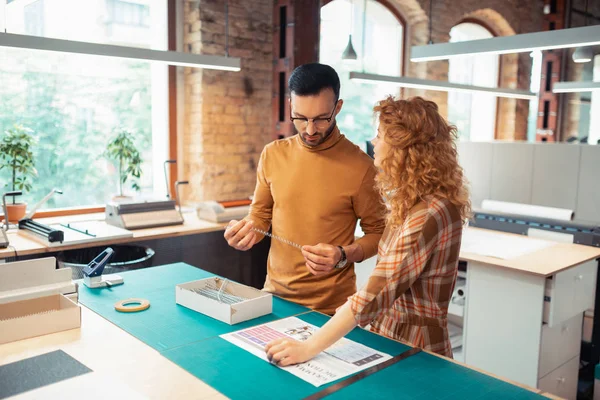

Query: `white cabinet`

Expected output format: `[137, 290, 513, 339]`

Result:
[538, 355, 580, 400]
[539, 314, 582, 379]
[463, 258, 596, 400]
[543, 260, 597, 326]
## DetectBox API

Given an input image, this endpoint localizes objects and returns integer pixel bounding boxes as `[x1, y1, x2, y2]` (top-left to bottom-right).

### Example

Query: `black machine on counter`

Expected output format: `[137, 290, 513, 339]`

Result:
[470, 208, 600, 248]
[14, 189, 66, 244]
[0, 189, 65, 244]
[18, 218, 64, 243]
[3, 189, 132, 246]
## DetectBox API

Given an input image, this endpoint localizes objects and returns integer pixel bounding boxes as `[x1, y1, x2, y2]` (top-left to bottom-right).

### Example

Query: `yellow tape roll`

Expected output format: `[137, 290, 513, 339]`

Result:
[114, 298, 150, 313]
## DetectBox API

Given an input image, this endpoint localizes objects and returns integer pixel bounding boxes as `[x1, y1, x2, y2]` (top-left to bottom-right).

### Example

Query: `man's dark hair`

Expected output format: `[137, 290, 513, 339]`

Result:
[288, 63, 340, 101]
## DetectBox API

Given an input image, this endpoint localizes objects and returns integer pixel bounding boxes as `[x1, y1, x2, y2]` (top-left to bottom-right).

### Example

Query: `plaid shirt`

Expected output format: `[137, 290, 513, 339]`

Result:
[349, 197, 463, 358]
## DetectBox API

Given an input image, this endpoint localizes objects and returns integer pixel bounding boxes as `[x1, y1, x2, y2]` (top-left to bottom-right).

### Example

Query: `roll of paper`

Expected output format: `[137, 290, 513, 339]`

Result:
[481, 199, 574, 221]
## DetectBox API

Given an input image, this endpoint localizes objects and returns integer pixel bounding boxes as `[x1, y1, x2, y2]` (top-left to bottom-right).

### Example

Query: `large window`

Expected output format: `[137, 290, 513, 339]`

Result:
[590, 55, 600, 145]
[526, 50, 543, 142]
[320, 0, 403, 150]
[0, 0, 168, 210]
[447, 23, 499, 142]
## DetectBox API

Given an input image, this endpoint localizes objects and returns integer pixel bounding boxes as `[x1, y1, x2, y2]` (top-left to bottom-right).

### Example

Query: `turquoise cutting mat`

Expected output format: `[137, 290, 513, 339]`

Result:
[162, 312, 409, 400]
[80, 263, 546, 399]
[163, 312, 546, 400]
[78, 263, 309, 351]
[325, 351, 545, 400]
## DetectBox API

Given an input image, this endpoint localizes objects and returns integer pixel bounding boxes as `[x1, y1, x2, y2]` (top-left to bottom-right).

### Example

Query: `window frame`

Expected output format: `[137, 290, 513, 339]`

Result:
[0, 0, 178, 221]
[455, 17, 503, 140]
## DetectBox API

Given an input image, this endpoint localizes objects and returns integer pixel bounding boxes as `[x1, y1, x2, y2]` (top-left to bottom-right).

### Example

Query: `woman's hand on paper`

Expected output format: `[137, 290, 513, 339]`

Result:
[301, 243, 341, 276]
[265, 337, 318, 367]
[265, 304, 358, 368]
[224, 219, 258, 251]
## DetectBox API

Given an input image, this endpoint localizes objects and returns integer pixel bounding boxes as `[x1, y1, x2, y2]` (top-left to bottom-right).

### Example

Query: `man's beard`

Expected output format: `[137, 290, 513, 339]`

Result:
[298, 122, 336, 147]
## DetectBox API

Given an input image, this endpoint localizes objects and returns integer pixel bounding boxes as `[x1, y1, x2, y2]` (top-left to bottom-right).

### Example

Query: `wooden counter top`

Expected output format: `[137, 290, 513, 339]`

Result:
[459, 227, 600, 277]
[0, 306, 224, 399]
[0, 211, 226, 259]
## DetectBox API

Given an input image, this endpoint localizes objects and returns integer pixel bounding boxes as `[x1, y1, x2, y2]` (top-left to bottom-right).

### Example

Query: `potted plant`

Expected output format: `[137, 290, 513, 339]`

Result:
[0, 124, 37, 222]
[104, 128, 142, 202]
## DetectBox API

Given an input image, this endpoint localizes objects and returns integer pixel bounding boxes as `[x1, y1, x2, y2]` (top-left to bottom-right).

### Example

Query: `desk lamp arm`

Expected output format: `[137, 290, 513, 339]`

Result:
[23, 188, 63, 220]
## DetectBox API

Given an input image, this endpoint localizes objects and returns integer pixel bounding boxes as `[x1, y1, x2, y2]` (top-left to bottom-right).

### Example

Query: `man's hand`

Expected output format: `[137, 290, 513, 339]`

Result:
[265, 337, 319, 367]
[224, 219, 258, 251]
[301, 243, 342, 276]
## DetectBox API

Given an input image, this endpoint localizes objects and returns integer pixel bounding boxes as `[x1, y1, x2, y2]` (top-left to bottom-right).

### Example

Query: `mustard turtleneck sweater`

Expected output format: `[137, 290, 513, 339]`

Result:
[247, 127, 386, 314]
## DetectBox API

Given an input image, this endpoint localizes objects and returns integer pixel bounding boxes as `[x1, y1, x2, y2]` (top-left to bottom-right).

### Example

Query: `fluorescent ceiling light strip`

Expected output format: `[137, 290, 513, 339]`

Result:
[0, 32, 241, 71]
[553, 81, 600, 93]
[349, 72, 537, 100]
[411, 25, 600, 62]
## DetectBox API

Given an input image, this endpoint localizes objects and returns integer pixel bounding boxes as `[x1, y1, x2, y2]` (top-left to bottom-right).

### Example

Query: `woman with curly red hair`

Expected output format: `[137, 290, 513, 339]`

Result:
[265, 96, 471, 364]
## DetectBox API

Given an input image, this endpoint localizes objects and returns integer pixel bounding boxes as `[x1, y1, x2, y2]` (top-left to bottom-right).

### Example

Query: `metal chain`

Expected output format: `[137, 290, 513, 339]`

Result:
[252, 227, 303, 250]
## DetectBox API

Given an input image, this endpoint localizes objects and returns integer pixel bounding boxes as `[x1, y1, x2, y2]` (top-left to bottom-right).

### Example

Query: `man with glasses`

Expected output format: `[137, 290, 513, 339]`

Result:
[224, 63, 385, 315]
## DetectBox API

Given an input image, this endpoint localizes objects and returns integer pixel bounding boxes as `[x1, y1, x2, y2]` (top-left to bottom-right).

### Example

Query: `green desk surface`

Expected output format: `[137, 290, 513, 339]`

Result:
[163, 312, 545, 400]
[80, 263, 546, 399]
[78, 263, 309, 351]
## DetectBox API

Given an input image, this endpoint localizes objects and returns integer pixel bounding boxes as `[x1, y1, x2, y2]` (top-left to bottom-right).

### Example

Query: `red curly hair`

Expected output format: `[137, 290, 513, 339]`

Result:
[373, 96, 471, 227]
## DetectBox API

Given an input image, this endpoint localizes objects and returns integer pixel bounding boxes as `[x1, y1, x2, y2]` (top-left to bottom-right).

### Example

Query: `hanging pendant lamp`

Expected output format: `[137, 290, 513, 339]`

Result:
[342, 35, 358, 60]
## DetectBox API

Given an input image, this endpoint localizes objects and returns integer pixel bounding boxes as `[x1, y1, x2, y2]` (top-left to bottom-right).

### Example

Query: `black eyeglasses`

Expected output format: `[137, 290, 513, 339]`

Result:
[290, 101, 339, 130]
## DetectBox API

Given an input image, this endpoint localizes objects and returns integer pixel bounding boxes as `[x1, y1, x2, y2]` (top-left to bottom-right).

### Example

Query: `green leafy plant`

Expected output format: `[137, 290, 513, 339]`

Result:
[0, 124, 38, 204]
[104, 128, 142, 197]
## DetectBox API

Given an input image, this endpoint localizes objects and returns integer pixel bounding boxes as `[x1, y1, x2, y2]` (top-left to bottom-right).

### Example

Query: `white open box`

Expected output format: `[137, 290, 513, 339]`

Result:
[0, 294, 81, 345]
[175, 277, 272, 325]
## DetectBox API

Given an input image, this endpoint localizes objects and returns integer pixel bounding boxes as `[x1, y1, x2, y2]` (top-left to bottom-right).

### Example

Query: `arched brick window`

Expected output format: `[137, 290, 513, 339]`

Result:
[320, 0, 405, 150]
[447, 22, 499, 142]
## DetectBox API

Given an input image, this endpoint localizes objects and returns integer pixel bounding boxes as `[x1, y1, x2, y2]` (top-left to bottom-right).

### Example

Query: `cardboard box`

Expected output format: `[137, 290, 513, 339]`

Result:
[0, 257, 77, 305]
[0, 294, 81, 345]
[176, 277, 272, 325]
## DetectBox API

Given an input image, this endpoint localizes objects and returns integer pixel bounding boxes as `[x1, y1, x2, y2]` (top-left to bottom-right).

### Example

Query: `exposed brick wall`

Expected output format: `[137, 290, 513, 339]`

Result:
[182, 0, 272, 203]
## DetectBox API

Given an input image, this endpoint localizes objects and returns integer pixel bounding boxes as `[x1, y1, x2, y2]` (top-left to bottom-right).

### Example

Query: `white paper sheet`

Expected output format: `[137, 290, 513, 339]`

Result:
[220, 316, 392, 387]
[461, 228, 554, 260]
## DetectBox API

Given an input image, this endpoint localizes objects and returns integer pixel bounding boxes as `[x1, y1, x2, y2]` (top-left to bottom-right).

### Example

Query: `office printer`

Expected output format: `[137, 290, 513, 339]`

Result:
[196, 200, 250, 223]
